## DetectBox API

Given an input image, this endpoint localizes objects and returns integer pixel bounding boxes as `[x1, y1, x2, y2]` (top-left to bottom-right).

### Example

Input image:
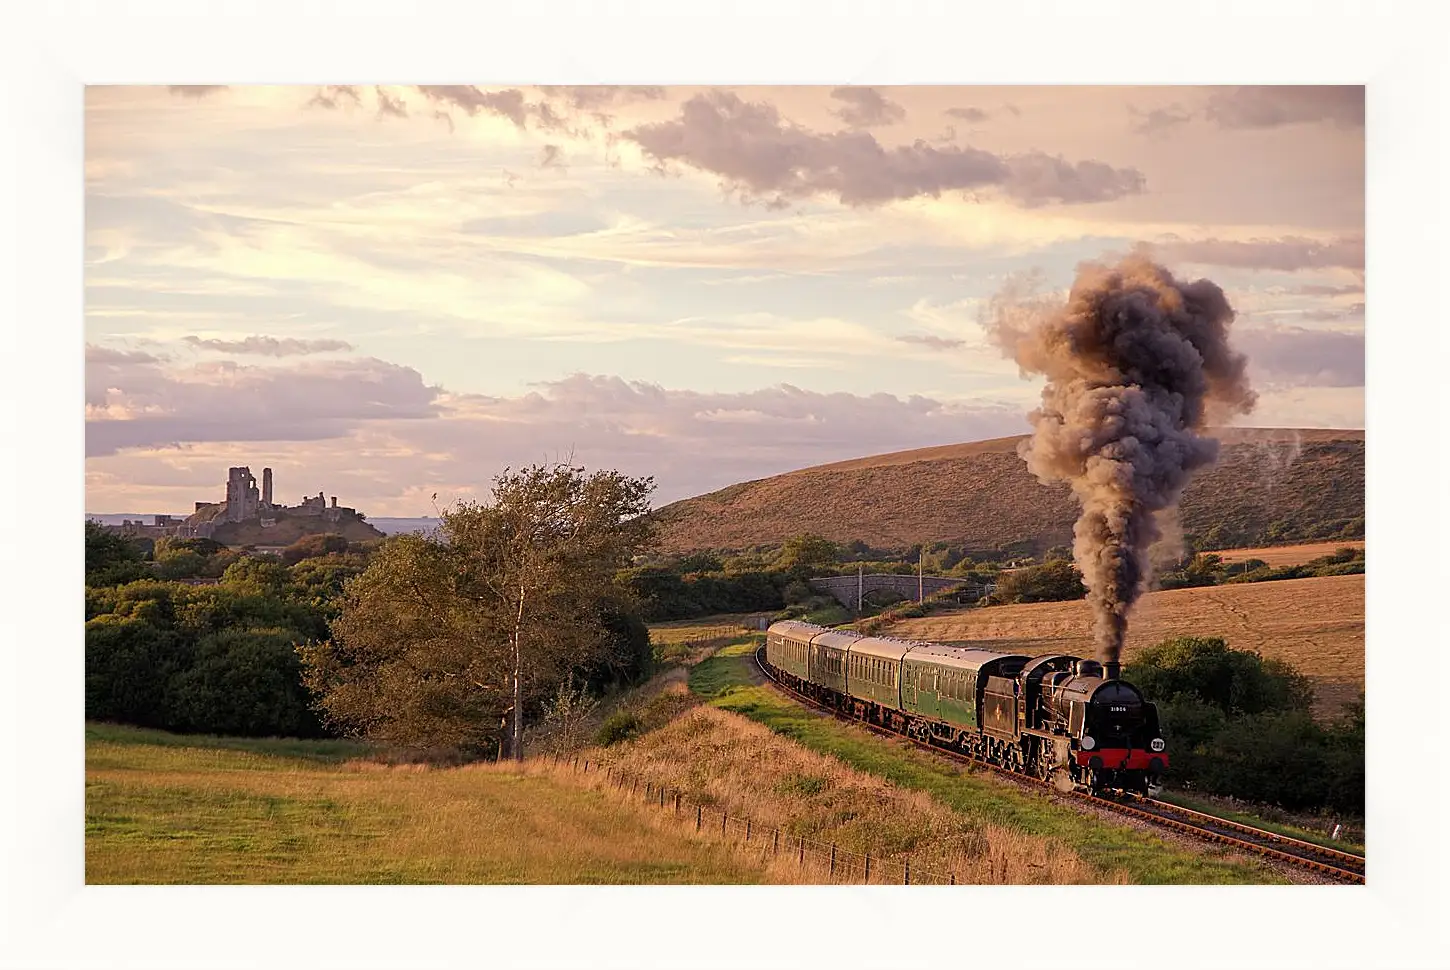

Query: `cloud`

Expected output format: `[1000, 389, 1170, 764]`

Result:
[413, 85, 528, 127]
[426, 374, 1029, 503]
[535, 85, 667, 110]
[539, 144, 565, 169]
[374, 86, 408, 119]
[622, 90, 1144, 209]
[181, 335, 355, 356]
[1237, 325, 1364, 387]
[945, 106, 989, 123]
[167, 85, 226, 99]
[84, 356, 1029, 508]
[86, 345, 163, 367]
[1151, 234, 1365, 271]
[308, 85, 363, 111]
[1292, 283, 1365, 297]
[1204, 86, 1364, 129]
[897, 334, 966, 351]
[830, 87, 906, 127]
[1129, 103, 1195, 137]
[86, 350, 440, 457]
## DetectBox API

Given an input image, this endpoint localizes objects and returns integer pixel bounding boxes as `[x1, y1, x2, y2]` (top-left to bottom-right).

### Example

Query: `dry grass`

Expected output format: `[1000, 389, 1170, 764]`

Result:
[649, 614, 762, 641]
[550, 699, 1117, 885]
[85, 728, 772, 884]
[888, 574, 1364, 718]
[653, 428, 1363, 554]
[1209, 540, 1364, 567]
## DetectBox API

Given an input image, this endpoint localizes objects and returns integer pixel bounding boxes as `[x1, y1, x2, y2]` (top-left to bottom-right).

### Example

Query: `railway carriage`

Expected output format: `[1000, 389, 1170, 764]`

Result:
[764, 619, 817, 683]
[843, 636, 909, 712]
[808, 628, 862, 697]
[899, 643, 1028, 747]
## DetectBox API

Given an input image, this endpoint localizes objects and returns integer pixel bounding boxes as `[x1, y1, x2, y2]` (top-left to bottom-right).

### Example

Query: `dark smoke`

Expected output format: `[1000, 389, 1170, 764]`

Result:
[990, 255, 1257, 664]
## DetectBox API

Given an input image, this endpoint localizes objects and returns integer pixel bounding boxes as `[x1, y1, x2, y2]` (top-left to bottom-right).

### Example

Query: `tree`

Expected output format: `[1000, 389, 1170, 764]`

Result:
[777, 533, 839, 576]
[300, 463, 655, 759]
[282, 533, 350, 565]
[85, 521, 150, 585]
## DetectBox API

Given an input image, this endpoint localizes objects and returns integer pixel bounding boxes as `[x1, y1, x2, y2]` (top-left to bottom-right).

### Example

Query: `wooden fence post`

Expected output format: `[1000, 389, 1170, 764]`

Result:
[746, 820, 751, 842]
[722, 812, 728, 836]
[696, 805, 702, 831]
[864, 854, 870, 884]
[904, 859, 910, 886]
[799, 837, 804, 867]
[773, 830, 779, 855]
[830, 844, 836, 878]
[674, 792, 681, 815]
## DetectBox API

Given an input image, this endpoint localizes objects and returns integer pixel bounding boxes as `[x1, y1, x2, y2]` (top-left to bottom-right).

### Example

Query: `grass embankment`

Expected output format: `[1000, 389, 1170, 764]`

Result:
[85, 723, 771, 884]
[683, 640, 1288, 884]
[1156, 789, 1364, 854]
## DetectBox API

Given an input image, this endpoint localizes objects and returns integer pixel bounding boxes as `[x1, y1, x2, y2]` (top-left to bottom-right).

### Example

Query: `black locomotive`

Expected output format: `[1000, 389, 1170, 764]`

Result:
[764, 620, 1167, 793]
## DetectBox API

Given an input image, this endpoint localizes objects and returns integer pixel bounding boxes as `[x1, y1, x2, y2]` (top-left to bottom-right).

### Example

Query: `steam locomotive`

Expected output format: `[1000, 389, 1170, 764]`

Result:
[764, 620, 1168, 794]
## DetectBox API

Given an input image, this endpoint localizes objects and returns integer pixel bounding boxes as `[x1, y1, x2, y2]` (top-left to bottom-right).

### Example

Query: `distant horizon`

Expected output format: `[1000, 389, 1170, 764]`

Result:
[87, 422, 1364, 518]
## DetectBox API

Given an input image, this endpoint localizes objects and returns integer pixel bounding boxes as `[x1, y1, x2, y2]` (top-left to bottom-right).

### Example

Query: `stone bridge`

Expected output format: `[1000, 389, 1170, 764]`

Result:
[807, 573, 994, 610]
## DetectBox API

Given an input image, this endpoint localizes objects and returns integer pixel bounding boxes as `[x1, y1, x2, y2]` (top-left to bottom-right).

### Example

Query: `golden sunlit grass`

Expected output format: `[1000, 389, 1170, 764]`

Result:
[889, 573, 1364, 718]
[85, 724, 771, 884]
[1208, 539, 1364, 567]
[544, 697, 1112, 884]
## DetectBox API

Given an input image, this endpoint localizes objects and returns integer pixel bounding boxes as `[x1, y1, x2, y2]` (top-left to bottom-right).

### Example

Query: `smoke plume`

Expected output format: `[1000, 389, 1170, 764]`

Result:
[990, 255, 1257, 664]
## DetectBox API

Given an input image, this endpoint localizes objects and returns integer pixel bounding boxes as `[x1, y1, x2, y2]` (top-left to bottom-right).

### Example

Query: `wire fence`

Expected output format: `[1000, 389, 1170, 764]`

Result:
[541, 752, 962, 886]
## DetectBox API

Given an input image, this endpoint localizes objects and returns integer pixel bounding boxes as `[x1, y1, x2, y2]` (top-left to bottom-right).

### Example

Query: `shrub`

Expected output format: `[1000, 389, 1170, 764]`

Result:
[1124, 636, 1314, 717]
[985, 559, 1086, 605]
[595, 711, 642, 747]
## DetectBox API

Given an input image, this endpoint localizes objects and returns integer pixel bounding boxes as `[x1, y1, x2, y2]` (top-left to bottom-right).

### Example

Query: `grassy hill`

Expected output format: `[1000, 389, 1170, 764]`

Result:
[652, 428, 1363, 555]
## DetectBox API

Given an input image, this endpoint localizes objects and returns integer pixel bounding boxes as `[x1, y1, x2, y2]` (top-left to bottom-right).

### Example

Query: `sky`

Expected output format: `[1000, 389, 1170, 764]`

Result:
[84, 84, 1365, 516]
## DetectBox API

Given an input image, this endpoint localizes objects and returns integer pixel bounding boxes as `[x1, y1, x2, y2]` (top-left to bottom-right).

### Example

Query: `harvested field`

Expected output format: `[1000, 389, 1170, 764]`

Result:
[1209, 540, 1364, 568]
[889, 574, 1364, 719]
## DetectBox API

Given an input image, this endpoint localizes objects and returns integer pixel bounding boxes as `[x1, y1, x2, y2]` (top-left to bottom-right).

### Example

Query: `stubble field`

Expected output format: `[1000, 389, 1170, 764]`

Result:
[890, 573, 1365, 719]
[1208, 540, 1364, 568]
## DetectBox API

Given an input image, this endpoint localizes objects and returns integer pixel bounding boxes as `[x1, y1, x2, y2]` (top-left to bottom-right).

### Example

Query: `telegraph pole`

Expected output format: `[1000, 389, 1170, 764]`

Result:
[918, 546, 924, 603]
[857, 563, 863, 613]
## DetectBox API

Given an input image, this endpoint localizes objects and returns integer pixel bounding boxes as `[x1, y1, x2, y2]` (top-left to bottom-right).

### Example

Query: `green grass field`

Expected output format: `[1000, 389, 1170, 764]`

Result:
[85, 723, 768, 884]
[690, 639, 1290, 884]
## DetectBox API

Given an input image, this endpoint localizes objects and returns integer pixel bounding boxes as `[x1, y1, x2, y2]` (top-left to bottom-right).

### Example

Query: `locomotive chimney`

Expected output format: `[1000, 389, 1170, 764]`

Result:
[1103, 660, 1121, 680]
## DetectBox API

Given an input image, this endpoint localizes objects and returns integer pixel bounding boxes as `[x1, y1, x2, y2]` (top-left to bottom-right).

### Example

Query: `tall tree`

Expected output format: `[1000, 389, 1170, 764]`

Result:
[299, 463, 655, 758]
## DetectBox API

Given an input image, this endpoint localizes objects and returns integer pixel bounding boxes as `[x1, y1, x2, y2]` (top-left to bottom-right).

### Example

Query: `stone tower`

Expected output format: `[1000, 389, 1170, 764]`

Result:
[225, 466, 260, 523]
[262, 467, 273, 507]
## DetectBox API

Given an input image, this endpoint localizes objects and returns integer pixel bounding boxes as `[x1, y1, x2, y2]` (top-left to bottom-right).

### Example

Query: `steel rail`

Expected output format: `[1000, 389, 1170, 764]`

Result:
[752, 645, 1365, 885]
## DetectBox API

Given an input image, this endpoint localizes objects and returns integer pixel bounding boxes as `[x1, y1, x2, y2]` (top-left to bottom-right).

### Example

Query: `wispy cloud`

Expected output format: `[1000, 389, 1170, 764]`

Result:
[623, 90, 1145, 209]
[1205, 86, 1364, 130]
[1150, 233, 1365, 271]
[830, 87, 906, 128]
[181, 335, 354, 356]
[897, 334, 966, 351]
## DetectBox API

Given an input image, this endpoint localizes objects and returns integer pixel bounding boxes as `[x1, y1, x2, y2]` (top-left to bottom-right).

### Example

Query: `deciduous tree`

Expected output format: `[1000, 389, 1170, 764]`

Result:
[299, 463, 655, 758]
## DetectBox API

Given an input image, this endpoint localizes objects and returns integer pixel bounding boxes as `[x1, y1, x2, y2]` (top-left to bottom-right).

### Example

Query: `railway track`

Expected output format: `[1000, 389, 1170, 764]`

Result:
[752, 645, 1365, 884]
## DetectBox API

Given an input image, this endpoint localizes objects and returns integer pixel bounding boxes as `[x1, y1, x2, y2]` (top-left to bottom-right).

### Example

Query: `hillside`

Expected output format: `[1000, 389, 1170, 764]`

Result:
[652, 428, 1364, 555]
[194, 506, 384, 546]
